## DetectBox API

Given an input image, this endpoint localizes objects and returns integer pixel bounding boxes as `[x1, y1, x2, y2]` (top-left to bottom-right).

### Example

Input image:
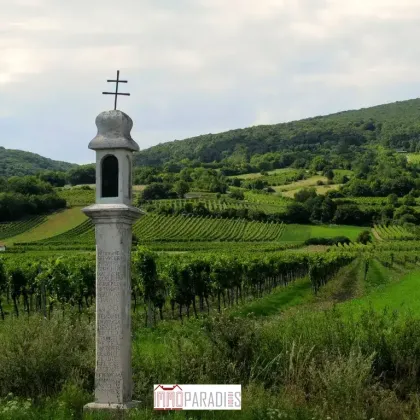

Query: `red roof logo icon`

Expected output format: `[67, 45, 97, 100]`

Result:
[154, 384, 183, 391]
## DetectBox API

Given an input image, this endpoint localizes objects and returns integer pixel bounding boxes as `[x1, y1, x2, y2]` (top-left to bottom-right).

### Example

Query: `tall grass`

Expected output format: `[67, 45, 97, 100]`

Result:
[2, 305, 420, 419]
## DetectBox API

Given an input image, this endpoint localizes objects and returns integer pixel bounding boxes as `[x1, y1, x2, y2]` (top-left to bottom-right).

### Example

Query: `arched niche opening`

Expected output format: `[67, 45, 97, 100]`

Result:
[101, 155, 119, 197]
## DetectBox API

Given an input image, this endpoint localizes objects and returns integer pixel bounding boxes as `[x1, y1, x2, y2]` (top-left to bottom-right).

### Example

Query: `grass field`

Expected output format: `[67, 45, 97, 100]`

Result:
[9, 217, 368, 248]
[280, 224, 367, 242]
[406, 153, 420, 164]
[333, 169, 354, 177]
[342, 268, 420, 317]
[271, 175, 342, 197]
[229, 168, 301, 180]
[273, 175, 328, 191]
[279, 183, 342, 198]
[232, 277, 313, 317]
[2, 249, 420, 418]
[4, 207, 88, 245]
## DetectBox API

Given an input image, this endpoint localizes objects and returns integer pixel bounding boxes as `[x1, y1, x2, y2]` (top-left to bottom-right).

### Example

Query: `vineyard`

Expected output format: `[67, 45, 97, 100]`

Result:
[373, 224, 416, 240]
[56, 188, 95, 206]
[243, 191, 291, 208]
[0, 248, 355, 321]
[3, 208, 88, 246]
[9, 214, 373, 250]
[2, 241, 420, 323]
[15, 214, 287, 248]
[0, 216, 46, 240]
[149, 196, 289, 214]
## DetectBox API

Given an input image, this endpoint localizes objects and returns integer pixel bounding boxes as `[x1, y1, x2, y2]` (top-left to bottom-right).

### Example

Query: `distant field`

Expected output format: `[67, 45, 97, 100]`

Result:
[18, 214, 287, 246]
[0, 216, 46, 241]
[279, 183, 341, 198]
[243, 191, 291, 209]
[273, 175, 342, 198]
[7, 210, 370, 250]
[152, 196, 288, 214]
[57, 188, 95, 206]
[274, 175, 328, 192]
[280, 224, 367, 242]
[333, 169, 354, 176]
[4, 207, 88, 245]
[57, 185, 145, 206]
[230, 168, 300, 180]
[311, 184, 342, 195]
[272, 175, 341, 198]
[406, 153, 420, 164]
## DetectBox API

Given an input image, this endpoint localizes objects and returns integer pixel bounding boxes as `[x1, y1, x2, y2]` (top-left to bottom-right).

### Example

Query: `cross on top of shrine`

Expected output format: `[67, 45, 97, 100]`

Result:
[102, 70, 130, 110]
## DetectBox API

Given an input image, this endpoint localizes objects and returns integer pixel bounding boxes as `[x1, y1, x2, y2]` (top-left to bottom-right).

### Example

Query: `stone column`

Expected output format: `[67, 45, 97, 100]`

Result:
[84, 205, 140, 411]
[82, 109, 142, 412]
[83, 204, 140, 409]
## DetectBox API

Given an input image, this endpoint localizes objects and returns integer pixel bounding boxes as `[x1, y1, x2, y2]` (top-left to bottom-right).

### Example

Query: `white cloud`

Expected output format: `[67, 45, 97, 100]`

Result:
[1, 0, 420, 162]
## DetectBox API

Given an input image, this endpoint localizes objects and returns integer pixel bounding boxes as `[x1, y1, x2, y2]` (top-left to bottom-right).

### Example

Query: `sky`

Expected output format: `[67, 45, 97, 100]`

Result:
[2, 0, 420, 164]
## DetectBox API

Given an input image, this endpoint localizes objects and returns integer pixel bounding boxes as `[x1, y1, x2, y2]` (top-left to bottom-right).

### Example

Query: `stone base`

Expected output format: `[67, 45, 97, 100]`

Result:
[83, 400, 140, 413]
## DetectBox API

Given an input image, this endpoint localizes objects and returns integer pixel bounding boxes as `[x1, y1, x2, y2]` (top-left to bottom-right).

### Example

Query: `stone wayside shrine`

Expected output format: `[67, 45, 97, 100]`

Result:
[83, 71, 142, 412]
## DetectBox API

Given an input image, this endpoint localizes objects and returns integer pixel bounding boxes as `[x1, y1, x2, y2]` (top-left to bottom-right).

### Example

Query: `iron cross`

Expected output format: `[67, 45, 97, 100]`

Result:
[102, 70, 130, 110]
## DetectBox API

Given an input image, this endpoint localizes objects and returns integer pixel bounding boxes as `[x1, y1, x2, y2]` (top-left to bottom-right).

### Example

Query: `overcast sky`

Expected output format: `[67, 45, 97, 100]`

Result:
[1, 0, 420, 164]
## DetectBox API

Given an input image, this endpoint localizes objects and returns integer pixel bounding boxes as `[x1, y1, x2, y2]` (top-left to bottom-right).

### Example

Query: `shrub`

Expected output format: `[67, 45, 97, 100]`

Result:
[0, 315, 94, 398]
[356, 230, 372, 244]
[304, 236, 351, 246]
[229, 189, 245, 200]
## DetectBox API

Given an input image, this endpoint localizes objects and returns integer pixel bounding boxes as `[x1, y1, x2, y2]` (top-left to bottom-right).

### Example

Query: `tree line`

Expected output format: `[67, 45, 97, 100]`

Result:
[0, 176, 66, 222]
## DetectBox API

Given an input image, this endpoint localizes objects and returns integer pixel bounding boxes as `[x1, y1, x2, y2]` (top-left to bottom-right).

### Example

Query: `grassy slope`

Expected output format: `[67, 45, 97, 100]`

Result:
[232, 277, 313, 317]
[230, 168, 298, 180]
[5, 218, 366, 246]
[281, 224, 366, 242]
[274, 175, 327, 191]
[229, 257, 420, 321]
[406, 153, 420, 164]
[4, 207, 88, 245]
[342, 268, 420, 317]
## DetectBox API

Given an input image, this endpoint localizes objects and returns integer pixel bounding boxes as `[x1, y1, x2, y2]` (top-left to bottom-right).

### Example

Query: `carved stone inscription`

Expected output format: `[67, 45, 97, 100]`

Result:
[95, 249, 128, 403]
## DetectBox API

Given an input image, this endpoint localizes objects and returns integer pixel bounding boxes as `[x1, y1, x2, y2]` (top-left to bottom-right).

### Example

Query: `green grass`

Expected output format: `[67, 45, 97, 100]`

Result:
[333, 169, 354, 176]
[364, 259, 390, 291]
[13, 217, 368, 249]
[406, 153, 420, 164]
[341, 268, 420, 317]
[0, 216, 46, 241]
[232, 277, 313, 317]
[280, 224, 367, 242]
[4, 207, 88, 245]
[4, 254, 420, 418]
[228, 168, 298, 180]
[274, 175, 327, 191]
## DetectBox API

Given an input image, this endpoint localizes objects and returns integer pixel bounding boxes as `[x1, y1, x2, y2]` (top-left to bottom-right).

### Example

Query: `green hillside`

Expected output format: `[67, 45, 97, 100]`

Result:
[0, 147, 77, 177]
[135, 97, 420, 166]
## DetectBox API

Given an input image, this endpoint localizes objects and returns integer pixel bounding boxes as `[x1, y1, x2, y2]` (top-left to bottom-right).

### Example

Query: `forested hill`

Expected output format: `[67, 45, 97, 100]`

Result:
[134, 98, 420, 167]
[0, 147, 77, 177]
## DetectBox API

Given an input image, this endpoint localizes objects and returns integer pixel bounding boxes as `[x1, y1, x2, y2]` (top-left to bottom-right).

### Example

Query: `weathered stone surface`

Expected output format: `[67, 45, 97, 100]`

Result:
[84, 400, 140, 413]
[83, 109, 141, 413]
[94, 148, 138, 206]
[82, 205, 140, 407]
[89, 110, 139, 152]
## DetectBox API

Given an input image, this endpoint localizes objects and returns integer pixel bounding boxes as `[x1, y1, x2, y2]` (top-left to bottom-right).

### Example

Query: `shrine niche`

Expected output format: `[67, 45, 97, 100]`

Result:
[101, 155, 119, 197]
